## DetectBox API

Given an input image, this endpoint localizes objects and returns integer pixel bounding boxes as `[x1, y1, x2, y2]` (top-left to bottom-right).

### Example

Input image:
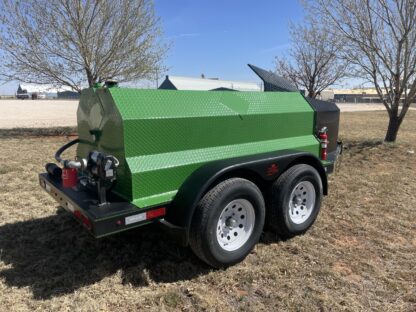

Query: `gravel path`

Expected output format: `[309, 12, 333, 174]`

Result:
[0, 100, 413, 129]
[338, 103, 388, 112]
[0, 100, 78, 128]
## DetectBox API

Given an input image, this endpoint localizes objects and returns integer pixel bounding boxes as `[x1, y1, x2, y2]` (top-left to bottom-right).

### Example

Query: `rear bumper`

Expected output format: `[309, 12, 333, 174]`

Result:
[39, 173, 168, 238]
[324, 141, 343, 174]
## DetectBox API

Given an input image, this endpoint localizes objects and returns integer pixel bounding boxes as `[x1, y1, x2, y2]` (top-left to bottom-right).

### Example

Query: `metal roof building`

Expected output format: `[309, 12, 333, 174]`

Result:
[158, 75, 263, 92]
[17, 83, 79, 99]
[158, 64, 298, 93]
[17, 83, 74, 94]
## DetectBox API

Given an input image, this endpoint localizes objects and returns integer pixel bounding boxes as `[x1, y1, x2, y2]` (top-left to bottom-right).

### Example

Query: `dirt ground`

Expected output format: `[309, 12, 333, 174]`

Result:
[1, 99, 414, 129]
[0, 111, 415, 311]
[0, 100, 77, 128]
[335, 103, 415, 112]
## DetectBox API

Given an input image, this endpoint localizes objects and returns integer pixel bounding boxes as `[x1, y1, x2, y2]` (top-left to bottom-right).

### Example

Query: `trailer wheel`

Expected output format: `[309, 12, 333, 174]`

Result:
[189, 178, 265, 268]
[267, 164, 322, 238]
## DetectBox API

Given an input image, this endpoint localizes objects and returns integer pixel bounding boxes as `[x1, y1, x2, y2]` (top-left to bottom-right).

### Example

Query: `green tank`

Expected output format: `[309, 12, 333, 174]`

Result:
[40, 70, 341, 267]
[76, 87, 319, 209]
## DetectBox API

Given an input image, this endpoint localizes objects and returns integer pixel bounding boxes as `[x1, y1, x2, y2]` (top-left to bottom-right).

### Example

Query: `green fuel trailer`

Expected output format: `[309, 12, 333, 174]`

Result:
[40, 69, 341, 268]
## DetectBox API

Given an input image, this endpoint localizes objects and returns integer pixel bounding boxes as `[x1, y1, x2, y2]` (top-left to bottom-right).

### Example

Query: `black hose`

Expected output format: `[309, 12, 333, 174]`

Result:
[55, 138, 80, 165]
[45, 163, 62, 178]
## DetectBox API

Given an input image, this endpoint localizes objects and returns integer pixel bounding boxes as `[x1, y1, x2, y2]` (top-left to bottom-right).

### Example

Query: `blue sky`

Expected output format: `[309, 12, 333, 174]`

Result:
[155, 0, 304, 82]
[0, 0, 304, 94]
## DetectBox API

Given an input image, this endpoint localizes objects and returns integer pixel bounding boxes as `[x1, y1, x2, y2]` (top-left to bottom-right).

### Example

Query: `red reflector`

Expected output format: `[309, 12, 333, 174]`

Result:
[266, 163, 279, 176]
[74, 210, 91, 229]
[82, 217, 91, 229]
[62, 168, 78, 188]
[146, 207, 166, 219]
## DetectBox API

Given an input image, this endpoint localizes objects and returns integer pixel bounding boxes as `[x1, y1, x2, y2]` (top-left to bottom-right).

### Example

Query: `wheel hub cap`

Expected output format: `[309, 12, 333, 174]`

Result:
[294, 195, 303, 206]
[288, 181, 316, 224]
[226, 217, 237, 228]
[216, 199, 255, 251]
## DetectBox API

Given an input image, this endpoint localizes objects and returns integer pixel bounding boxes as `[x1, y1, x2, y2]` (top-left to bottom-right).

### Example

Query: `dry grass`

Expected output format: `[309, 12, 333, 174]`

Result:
[0, 111, 415, 311]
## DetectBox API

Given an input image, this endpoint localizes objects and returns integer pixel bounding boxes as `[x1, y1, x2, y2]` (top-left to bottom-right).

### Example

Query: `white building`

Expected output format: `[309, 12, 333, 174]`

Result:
[16, 83, 78, 99]
[158, 75, 263, 92]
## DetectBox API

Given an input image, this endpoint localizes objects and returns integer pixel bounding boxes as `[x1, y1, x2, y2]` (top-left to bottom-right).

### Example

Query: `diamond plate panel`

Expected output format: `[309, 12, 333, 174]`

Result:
[77, 88, 319, 208]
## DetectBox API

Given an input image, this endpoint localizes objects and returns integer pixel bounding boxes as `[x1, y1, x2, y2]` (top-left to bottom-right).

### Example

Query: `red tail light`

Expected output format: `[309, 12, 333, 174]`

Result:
[74, 210, 91, 229]
[319, 128, 328, 161]
[146, 207, 166, 219]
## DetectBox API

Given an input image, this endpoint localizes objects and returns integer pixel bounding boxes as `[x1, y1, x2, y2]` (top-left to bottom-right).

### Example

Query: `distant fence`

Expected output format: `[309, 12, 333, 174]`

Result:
[334, 96, 384, 104]
[334, 95, 415, 104]
[0, 95, 15, 100]
[0, 94, 80, 100]
[57, 91, 80, 100]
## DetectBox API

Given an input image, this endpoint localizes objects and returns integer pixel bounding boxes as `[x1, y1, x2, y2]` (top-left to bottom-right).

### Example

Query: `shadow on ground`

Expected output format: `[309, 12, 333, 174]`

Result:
[0, 208, 212, 299]
[0, 208, 283, 300]
[0, 127, 77, 138]
[342, 140, 384, 151]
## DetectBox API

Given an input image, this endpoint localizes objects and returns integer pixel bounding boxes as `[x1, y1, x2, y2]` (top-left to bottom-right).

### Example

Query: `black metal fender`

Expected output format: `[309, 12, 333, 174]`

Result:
[165, 150, 328, 245]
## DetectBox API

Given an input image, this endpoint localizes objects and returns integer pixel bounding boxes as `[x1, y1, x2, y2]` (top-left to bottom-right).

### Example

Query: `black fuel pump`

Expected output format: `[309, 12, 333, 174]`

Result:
[87, 151, 119, 205]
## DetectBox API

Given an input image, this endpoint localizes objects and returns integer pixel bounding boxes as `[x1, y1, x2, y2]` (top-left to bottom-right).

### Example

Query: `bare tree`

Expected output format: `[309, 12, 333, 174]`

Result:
[275, 22, 348, 98]
[0, 0, 167, 92]
[307, 0, 416, 142]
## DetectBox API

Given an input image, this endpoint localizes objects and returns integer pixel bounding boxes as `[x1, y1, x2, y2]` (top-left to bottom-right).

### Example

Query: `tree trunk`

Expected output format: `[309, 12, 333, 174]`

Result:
[86, 68, 94, 88]
[307, 90, 316, 98]
[384, 115, 401, 142]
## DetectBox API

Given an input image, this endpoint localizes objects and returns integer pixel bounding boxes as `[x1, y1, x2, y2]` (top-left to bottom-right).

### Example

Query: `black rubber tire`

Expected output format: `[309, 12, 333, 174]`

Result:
[267, 164, 323, 238]
[189, 178, 265, 268]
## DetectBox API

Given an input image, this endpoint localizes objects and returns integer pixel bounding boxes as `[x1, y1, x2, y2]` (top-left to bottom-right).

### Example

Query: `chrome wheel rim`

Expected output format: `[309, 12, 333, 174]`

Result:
[216, 199, 255, 251]
[288, 181, 316, 224]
